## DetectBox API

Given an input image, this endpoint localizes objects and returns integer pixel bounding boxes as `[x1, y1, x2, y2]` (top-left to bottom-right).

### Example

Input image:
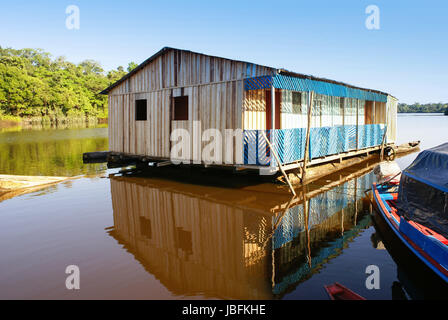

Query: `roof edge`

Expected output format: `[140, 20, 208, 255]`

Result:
[100, 47, 173, 95]
[277, 69, 391, 98]
[100, 47, 395, 98]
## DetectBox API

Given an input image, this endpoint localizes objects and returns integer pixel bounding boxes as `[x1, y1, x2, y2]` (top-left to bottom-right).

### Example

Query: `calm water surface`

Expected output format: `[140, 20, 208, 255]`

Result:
[0, 115, 447, 299]
[0, 124, 108, 176]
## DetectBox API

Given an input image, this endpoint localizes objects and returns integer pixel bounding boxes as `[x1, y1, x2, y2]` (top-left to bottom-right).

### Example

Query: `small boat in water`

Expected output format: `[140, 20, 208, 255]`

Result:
[372, 143, 448, 288]
[324, 283, 366, 300]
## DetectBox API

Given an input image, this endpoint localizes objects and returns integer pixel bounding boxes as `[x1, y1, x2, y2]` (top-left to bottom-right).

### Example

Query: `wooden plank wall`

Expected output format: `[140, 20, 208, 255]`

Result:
[110, 177, 272, 299]
[243, 89, 266, 130]
[171, 82, 244, 163]
[280, 90, 309, 129]
[365, 101, 374, 124]
[374, 101, 387, 124]
[386, 96, 398, 143]
[108, 49, 271, 163]
[242, 90, 370, 130]
[108, 92, 171, 158]
[110, 50, 273, 94]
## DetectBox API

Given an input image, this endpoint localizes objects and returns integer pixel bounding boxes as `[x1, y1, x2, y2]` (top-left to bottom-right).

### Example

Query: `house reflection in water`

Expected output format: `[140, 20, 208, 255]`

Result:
[108, 168, 375, 299]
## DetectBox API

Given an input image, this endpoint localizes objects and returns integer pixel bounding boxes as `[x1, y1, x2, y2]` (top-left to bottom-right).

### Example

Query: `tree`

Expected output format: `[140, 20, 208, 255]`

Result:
[127, 62, 138, 72]
[79, 59, 104, 75]
[398, 103, 448, 114]
[0, 46, 128, 120]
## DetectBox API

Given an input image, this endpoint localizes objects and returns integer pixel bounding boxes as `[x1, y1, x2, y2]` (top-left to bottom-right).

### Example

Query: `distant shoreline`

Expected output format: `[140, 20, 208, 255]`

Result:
[398, 112, 446, 115]
[0, 116, 107, 129]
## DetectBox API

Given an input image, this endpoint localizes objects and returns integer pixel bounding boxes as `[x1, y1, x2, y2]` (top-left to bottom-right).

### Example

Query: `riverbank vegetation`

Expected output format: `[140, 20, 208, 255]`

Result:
[0, 47, 135, 124]
[398, 103, 448, 114]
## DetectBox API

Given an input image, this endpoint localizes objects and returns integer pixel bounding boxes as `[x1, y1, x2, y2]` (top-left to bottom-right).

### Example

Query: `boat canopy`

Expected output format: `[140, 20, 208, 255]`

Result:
[397, 143, 448, 238]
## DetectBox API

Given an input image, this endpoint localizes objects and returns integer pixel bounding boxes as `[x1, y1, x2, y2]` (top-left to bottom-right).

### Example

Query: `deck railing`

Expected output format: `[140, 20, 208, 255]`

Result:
[243, 124, 385, 166]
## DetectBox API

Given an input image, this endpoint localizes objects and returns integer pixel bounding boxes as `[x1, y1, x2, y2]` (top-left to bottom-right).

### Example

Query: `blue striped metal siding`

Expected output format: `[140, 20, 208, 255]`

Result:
[271, 177, 365, 250]
[271, 172, 375, 295]
[243, 74, 388, 103]
[243, 75, 272, 90]
[272, 209, 372, 295]
[243, 128, 307, 166]
[243, 124, 385, 166]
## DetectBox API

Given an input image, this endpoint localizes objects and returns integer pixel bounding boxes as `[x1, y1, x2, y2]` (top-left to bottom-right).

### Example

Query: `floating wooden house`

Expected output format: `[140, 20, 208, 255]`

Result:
[102, 47, 398, 172]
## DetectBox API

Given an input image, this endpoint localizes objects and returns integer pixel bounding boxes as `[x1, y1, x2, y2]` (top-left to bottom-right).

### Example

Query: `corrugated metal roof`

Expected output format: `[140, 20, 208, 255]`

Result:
[243, 74, 388, 102]
[100, 47, 393, 98]
[272, 75, 388, 102]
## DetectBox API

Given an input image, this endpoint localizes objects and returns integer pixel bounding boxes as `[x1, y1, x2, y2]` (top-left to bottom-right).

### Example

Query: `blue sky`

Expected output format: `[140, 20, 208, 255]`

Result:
[0, 0, 446, 103]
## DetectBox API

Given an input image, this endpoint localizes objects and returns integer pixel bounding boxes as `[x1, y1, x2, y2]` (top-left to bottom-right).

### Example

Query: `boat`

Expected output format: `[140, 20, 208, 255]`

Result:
[372, 143, 448, 292]
[324, 283, 366, 300]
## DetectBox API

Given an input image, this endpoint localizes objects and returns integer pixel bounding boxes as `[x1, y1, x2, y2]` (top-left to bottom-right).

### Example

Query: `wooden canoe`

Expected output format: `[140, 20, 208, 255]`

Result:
[324, 282, 366, 300]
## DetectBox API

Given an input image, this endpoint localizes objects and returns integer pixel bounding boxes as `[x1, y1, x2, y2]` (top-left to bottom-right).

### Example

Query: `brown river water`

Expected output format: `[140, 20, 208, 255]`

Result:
[0, 114, 447, 299]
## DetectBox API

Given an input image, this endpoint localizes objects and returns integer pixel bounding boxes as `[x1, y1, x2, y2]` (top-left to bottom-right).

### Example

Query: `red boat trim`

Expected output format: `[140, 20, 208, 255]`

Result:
[373, 187, 399, 229]
[387, 202, 401, 225]
[401, 232, 448, 277]
[408, 220, 448, 245]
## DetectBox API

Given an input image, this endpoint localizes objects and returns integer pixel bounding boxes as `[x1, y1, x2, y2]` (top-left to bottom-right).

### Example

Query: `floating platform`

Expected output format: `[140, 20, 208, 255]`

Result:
[0, 175, 72, 202]
[82, 151, 110, 163]
[0, 175, 70, 192]
[82, 141, 420, 188]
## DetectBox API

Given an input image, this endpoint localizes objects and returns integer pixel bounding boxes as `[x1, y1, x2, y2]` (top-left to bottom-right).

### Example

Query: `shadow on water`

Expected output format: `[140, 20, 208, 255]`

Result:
[106, 160, 380, 299]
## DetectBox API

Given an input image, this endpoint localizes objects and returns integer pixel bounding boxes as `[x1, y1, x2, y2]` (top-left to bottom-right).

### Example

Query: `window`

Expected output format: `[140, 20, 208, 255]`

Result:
[139, 216, 152, 239]
[176, 227, 192, 254]
[173, 96, 189, 120]
[135, 99, 147, 121]
[292, 92, 302, 114]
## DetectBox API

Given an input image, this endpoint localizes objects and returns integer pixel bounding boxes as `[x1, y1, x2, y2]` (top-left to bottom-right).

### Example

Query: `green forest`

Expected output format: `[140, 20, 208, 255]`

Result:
[0, 47, 135, 122]
[398, 103, 448, 115]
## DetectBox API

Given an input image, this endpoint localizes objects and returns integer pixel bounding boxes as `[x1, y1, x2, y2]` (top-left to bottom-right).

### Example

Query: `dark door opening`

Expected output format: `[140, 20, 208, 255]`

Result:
[265, 89, 281, 130]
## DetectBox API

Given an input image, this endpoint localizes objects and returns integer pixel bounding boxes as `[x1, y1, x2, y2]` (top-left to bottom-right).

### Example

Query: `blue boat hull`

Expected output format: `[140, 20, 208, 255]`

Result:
[372, 184, 448, 298]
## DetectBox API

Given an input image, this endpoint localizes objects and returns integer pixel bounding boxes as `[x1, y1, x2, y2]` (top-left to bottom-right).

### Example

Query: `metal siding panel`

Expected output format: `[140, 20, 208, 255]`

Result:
[245, 74, 388, 102]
